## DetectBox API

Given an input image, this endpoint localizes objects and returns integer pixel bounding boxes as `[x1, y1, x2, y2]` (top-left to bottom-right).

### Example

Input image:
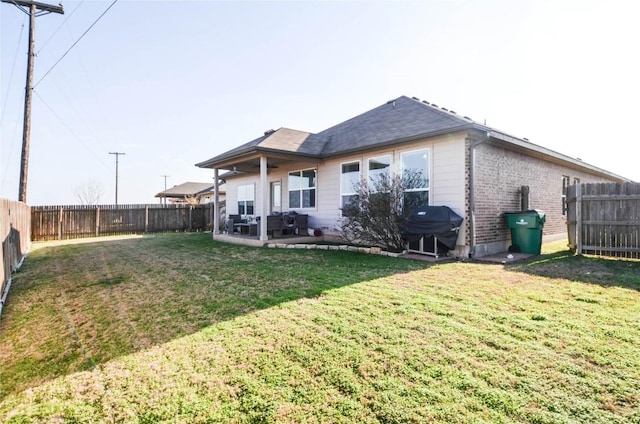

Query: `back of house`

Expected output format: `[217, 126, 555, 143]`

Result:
[196, 95, 629, 257]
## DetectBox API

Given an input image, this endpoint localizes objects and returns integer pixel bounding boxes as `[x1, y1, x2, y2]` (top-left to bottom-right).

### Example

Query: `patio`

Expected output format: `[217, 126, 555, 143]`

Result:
[218, 212, 320, 247]
[213, 232, 321, 247]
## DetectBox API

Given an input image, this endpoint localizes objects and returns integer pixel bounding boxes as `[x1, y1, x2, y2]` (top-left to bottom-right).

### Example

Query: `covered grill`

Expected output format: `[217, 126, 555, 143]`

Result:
[404, 206, 463, 257]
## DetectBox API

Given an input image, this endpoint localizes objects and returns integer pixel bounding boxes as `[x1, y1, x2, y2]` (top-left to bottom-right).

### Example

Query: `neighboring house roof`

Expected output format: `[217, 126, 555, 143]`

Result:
[155, 182, 219, 199]
[196, 95, 630, 182]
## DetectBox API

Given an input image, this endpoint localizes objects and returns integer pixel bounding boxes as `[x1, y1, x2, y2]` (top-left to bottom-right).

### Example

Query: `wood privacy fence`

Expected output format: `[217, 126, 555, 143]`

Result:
[567, 182, 640, 259]
[31, 202, 226, 241]
[1, 198, 31, 315]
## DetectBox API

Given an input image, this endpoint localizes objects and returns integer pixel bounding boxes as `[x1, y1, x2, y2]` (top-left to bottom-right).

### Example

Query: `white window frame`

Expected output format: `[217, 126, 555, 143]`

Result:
[562, 175, 570, 216]
[288, 168, 317, 209]
[367, 155, 391, 184]
[237, 183, 255, 218]
[340, 160, 361, 210]
[401, 148, 431, 206]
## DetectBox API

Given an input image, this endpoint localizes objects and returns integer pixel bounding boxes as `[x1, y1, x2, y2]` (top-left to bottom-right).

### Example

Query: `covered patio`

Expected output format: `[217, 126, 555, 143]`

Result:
[195, 128, 324, 243]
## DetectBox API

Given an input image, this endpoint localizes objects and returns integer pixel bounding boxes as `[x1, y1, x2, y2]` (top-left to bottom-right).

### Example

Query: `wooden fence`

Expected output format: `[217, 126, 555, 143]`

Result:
[567, 182, 640, 259]
[1, 198, 31, 315]
[31, 202, 226, 241]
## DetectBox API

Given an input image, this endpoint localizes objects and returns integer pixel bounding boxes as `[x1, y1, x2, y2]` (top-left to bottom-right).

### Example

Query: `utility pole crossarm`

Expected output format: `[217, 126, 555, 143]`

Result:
[1, 0, 64, 14]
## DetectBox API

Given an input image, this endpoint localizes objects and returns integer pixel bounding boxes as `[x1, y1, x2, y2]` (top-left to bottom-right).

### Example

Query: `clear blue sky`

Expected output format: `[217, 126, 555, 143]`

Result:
[2, 0, 639, 205]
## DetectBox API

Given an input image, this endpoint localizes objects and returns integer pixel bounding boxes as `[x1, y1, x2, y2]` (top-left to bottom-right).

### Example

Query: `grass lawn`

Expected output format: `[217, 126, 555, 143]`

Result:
[0, 233, 638, 423]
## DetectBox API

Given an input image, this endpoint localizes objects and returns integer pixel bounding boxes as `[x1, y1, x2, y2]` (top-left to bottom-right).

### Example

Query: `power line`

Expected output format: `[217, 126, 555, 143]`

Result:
[0, 91, 26, 194]
[33, 0, 118, 88]
[1, 0, 65, 202]
[36, 0, 85, 55]
[0, 14, 27, 126]
[32, 89, 110, 170]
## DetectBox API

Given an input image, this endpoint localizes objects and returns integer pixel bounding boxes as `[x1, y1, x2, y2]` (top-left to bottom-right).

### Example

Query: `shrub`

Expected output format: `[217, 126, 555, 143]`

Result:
[339, 170, 427, 252]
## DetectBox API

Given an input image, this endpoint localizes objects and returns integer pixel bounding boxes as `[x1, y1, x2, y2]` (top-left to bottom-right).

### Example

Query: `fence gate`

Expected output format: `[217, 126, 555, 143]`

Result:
[567, 182, 640, 259]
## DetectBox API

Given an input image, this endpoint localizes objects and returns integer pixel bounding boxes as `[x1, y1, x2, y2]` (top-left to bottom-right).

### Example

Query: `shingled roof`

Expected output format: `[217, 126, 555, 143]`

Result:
[195, 95, 628, 182]
[195, 128, 328, 168]
[195, 96, 482, 167]
[155, 182, 217, 199]
[318, 96, 480, 156]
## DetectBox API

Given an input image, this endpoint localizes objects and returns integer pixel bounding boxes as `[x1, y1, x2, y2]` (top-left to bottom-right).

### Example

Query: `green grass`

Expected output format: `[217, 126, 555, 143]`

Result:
[0, 233, 638, 423]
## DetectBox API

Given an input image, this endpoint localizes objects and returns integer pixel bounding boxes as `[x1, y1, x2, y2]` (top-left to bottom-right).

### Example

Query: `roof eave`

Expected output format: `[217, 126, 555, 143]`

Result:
[196, 146, 322, 169]
[488, 131, 631, 182]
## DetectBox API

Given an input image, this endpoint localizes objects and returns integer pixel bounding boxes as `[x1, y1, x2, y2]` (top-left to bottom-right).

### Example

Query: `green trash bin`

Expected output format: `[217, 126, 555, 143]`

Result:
[504, 210, 546, 254]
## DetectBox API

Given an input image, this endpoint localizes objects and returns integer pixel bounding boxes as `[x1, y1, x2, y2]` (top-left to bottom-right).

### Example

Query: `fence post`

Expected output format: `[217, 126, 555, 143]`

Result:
[189, 206, 192, 232]
[576, 183, 582, 255]
[145, 206, 149, 233]
[96, 207, 100, 237]
[58, 207, 63, 241]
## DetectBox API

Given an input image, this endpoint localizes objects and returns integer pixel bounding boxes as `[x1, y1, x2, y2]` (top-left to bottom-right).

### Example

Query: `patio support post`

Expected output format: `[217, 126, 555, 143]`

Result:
[213, 167, 220, 236]
[259, 156, 268, 241]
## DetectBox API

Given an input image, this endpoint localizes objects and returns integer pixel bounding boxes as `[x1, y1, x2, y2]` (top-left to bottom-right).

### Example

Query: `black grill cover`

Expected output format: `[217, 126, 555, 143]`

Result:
[404, 206, 463, 250]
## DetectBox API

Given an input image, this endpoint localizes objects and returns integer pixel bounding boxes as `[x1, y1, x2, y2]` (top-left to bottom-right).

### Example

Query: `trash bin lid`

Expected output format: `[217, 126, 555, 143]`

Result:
[504, 210, 545, 228]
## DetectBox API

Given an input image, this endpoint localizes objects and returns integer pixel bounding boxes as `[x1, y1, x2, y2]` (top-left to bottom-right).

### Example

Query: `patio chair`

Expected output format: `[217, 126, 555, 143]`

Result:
[226, 214, 242, 234]
[296, 215, 308, 234]
[282, 212, 298, 236]
[266, 215, 284, 238]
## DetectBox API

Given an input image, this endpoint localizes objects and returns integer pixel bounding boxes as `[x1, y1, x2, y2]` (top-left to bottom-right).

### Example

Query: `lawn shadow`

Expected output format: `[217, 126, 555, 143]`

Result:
[505, 249, 640, 291]
[0, 233, 429, 398]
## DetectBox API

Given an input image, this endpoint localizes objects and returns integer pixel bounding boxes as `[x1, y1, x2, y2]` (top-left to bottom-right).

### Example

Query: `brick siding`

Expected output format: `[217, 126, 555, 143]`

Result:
[472, 141, 619, 247]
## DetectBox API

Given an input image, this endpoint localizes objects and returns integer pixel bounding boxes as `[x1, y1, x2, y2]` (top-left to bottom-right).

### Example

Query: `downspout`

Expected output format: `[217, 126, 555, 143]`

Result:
[469, 131, 491, 258]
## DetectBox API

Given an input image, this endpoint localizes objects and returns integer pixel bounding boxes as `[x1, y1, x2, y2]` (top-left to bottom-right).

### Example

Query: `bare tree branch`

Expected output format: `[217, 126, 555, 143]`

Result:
[338, 170, 426, 252]
[74, 180, 104, 205]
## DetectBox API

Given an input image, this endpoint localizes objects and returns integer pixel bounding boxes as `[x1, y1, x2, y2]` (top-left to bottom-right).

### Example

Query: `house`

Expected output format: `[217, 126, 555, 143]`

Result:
[155, 182, 224, 205]
[196, 96, 629, 257]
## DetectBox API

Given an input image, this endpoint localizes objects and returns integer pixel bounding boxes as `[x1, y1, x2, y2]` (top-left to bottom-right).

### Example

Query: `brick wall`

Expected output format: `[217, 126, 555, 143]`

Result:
[473, 142, 619, 247]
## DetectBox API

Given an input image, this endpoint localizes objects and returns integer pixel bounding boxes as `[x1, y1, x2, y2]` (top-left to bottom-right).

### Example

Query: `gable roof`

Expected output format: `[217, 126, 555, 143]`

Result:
[195, 128, 328, 168]
[196, 95, 629, 182]
[196, 96, 480, 167]
[318, 95, 479, 156]
[155, 182, 217, 199]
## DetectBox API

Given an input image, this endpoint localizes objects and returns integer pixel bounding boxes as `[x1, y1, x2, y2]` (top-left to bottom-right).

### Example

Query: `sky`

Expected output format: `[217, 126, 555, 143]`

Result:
[1, 0, 639, 205]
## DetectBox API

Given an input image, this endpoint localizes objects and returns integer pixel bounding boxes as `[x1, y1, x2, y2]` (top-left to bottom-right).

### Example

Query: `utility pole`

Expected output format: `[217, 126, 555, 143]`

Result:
[160, 174, 170, 205]
[1, 0, 64, 202]
[161, 175, 170, 190]
[109, 152, 125, 205]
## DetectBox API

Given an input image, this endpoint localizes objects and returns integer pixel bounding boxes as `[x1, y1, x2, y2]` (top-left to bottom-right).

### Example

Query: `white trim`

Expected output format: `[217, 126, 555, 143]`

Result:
[237, 183, 256, 218]
[339, 160, 361, 209]
[366, 154, 391, 182]
[259, 156, 268, 241]
[401, 147, 431, 196]
[270, 180, 282, 213]
[287, 167, 318, 210]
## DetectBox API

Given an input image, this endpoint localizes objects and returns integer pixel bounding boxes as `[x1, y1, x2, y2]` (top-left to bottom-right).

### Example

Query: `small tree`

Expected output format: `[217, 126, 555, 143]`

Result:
[183, 194, 200, 205]
[339, 170, 427, 252]
[74, 180, 104, 205]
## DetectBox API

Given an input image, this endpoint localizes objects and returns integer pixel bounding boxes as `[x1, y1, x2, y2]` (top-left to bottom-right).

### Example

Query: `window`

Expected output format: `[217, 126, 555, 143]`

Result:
[271, 181, 281, 213]
[289, 169, 316, 208]
[368, 155, 391, 183]
[401, 149, 430, 209]
[237, 184, 255, 217]
[341, 161, 360, 208]
[561, 175, 570, 216]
